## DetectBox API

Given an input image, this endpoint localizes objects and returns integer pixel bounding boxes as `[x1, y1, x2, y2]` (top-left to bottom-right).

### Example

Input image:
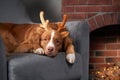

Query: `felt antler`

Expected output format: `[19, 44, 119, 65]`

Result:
[57, 14, 67, 32]
[58, 14, 69, 38]
[40, 11, 49, 31]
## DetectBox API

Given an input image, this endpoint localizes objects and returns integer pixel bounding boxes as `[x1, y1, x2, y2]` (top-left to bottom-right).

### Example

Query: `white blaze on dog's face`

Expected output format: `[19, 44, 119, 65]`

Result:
[41, 30, 63, 56]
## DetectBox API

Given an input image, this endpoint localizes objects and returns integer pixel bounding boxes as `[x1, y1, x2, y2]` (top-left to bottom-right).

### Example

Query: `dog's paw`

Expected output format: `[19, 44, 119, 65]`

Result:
[66, 53, 75, 64]
[33, 48, 44, 55]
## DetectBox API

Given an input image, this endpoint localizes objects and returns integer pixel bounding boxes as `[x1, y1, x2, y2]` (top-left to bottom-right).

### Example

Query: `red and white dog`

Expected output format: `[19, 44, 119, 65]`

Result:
[0, 11, 75, 64]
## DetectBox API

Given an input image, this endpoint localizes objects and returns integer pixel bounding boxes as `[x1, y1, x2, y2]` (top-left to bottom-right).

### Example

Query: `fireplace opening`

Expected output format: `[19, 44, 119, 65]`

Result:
[89, 24, 120, 73]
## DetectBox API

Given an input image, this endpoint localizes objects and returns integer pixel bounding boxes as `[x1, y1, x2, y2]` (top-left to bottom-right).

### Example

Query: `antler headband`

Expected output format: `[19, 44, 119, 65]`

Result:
[39, 11, 49, 31]
[57, 14, 67, 32]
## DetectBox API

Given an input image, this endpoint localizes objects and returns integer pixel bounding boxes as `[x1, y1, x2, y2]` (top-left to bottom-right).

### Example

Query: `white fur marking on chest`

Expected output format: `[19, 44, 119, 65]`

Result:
[46, 31, 55, 48]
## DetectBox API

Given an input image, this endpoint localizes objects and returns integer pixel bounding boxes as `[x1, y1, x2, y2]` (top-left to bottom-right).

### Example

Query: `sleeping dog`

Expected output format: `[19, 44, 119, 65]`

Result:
[0, 11, 75, 64]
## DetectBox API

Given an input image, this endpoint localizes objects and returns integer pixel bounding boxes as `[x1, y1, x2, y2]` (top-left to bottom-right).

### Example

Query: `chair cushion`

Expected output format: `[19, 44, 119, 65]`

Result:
[7, 53, 82, 80]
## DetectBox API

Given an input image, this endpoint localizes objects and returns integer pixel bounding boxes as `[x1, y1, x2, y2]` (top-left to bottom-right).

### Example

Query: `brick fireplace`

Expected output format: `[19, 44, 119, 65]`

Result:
[62, 0, 120, 77]
[90, 25, 120, 70]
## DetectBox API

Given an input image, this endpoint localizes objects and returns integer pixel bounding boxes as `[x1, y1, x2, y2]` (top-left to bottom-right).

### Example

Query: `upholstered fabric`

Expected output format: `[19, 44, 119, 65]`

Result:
[0, 37, 7, 80]
[8, 53, 82, 80]
[0, 0, 32, 23]
[0, 0, 62, 23]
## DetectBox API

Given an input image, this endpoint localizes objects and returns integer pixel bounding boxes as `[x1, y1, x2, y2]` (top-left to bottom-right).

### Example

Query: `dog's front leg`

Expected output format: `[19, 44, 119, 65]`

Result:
[14, 43, 33, 53]
[66, 44, 76, 64]
[33, 44, 44, 55]
[14, 43, 44, 55]
[64, 37, 76, 64]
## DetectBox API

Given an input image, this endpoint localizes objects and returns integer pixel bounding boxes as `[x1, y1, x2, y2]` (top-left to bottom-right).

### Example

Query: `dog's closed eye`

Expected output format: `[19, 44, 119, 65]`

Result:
[56, 39, 60, 43]
[43, 38, 47, 41]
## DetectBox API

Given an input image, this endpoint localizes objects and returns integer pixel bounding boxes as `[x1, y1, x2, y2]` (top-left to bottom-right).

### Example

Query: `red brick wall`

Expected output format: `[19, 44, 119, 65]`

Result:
[62, 0, 120, 30]
[62, 0, 120, 76]
[62, 0, 120, 20]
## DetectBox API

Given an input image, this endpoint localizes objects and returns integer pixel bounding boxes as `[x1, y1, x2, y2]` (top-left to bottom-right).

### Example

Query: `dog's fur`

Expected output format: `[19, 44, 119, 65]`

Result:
[0, 11, 75, 63]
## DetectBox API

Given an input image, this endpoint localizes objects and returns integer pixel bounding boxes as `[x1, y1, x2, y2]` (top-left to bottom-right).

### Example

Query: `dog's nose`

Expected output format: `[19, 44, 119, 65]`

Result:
[48, 47, 54, 52]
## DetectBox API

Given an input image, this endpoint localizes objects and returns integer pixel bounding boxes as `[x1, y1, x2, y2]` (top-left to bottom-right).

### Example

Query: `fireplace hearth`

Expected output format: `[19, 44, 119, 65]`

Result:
[90, 25, 120, 78]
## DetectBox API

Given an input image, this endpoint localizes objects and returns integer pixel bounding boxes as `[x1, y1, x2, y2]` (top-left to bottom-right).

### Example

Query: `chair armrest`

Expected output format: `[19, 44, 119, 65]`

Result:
[0, 36, 7, 80]
[66, 21, 89, 54]
[66, 21, 89, 80]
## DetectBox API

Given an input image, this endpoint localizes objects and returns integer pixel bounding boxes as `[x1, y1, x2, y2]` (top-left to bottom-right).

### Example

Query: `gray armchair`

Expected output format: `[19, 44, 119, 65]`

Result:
[0, 0, 89, 80]
[0, 21, 89, 80]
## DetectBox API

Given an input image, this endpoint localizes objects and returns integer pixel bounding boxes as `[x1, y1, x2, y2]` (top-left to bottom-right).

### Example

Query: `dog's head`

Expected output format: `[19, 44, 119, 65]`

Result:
[39, 11, 69, 56]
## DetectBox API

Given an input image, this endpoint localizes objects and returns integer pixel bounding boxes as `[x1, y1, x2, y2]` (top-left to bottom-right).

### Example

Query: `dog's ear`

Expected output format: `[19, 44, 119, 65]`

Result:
[60, 31, 69, 38]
